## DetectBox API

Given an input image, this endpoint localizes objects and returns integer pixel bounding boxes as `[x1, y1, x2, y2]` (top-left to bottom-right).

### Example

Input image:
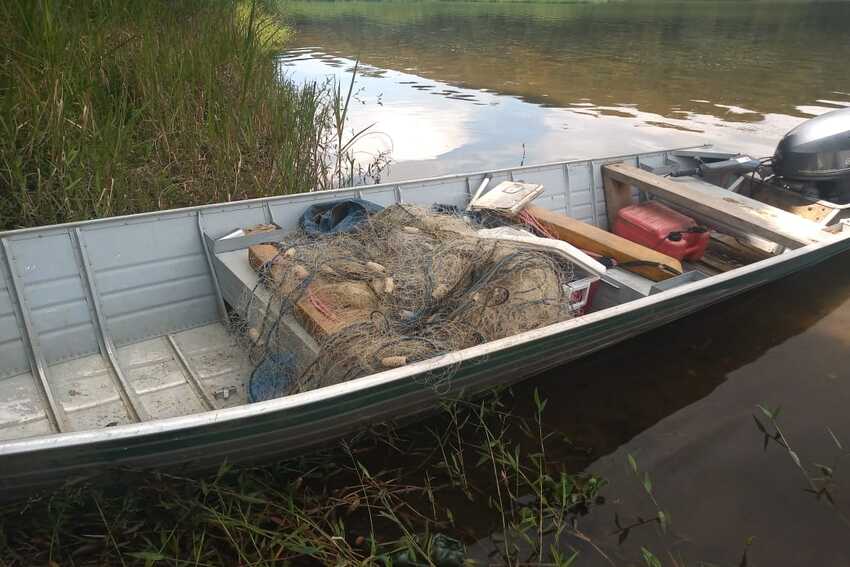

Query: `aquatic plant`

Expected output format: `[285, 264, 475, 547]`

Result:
[753, 404, 850, 529]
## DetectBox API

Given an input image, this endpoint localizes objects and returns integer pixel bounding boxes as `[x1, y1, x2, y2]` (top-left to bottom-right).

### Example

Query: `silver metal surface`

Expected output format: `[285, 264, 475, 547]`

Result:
[672, 149, 740, 160]
[212, 228, 289, 254]
[0, 322, 253, 442]
[214, 385, 237, 400]
[213, 249, 320, 366]
[0, 255, 28, 379]
[649, 270, 710, 295]
[73, 228, 149, 422]
[264, 201, 277, 225]
[588, 160, 600, 227]
[166, 334, 216, 411]
[1, 235, 848, 495]
[0, 238, 68, 433]
[198, 211, 229, 322]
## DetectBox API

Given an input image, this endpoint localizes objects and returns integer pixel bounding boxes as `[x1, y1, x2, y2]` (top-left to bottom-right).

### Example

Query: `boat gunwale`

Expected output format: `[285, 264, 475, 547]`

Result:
[2, 229, 848, 457]
[0, 145, 709, 240]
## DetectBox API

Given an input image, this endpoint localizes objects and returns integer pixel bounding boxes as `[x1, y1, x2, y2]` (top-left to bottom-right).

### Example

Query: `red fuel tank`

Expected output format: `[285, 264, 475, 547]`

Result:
[612, 201, 709, 262]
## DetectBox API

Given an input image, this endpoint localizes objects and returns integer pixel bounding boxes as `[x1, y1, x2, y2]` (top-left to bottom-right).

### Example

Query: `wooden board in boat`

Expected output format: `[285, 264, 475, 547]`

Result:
[525, 204, 683, 281]
[602, 163, 835, 249]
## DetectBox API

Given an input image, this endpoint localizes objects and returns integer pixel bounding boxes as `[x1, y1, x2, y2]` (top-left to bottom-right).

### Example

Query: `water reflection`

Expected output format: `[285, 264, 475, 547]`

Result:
[278, 1, 850, 562]
[280, 0, 850, 181]
[281, 51, 840, 181]
[460, 251, 850, 565]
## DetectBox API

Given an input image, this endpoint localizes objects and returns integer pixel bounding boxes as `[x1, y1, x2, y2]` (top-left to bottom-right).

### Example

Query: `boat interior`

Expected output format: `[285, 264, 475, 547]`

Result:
[1, 149, 848, 444]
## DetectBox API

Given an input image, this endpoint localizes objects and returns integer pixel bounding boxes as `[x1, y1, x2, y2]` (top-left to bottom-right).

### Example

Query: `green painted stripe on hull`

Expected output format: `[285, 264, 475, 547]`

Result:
[2, 236, 847, 494]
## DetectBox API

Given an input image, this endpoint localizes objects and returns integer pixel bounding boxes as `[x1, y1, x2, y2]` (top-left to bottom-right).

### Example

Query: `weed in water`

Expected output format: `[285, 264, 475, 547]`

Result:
[752, 403, 850, 529]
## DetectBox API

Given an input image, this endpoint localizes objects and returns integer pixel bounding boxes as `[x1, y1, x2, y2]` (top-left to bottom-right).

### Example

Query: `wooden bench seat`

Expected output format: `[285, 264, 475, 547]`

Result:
[602, 163, 836, 249]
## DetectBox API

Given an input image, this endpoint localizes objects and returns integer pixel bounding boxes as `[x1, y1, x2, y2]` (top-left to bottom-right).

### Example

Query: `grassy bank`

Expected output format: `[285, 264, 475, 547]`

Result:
[0, 392, 614, 566]
[2, 387, 844, 565]
[0, 0, 328, 230]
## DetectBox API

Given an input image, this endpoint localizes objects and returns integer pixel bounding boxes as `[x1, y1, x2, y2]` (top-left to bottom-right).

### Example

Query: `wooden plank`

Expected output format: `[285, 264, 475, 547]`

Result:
[746, 181, 834, 224]
[709, 233, 773, 265]
[699, 237, 767, 274]
[248, 244, 307, 297]
[602, 163, 834, 249]
[525, 205, 682, 281]
[601, 173, 634, 227]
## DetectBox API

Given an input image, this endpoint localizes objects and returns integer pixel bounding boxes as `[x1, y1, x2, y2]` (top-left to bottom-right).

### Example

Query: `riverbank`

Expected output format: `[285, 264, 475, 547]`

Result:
[0, 0, 327, 231]
[0, 391, 615, 566]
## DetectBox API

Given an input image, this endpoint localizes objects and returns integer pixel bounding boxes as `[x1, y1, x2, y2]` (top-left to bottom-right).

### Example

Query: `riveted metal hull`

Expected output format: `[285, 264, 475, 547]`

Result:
[2, 147, 848, 497]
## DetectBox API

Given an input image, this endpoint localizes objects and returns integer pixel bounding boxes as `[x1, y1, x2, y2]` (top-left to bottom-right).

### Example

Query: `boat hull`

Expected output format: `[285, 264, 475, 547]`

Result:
[2, 232, 848, 496]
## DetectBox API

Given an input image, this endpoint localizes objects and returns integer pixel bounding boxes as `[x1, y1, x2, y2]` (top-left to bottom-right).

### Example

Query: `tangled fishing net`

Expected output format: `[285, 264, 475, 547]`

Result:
[232, 205, 580, 400]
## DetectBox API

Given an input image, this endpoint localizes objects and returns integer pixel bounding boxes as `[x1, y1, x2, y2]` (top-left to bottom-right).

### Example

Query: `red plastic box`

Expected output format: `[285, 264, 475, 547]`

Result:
[612, 201, 709, 261]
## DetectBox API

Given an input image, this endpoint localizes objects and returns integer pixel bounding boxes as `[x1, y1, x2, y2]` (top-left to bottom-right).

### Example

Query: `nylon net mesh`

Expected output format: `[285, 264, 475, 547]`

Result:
[230, 205, 580, 400]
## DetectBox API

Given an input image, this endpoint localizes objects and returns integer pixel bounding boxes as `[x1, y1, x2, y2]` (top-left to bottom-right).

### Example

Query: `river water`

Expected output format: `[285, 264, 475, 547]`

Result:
[279, 1, 850, 564]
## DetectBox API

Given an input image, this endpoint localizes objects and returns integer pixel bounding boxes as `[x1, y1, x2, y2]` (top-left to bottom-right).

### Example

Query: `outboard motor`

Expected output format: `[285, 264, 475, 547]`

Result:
[772, 107, 850, 202]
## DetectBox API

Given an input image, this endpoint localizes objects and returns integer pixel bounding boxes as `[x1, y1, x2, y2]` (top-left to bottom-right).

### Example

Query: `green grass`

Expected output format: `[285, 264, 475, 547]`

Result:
[0, 392, 609, 566]
[3, 388, 835, 565]
[0, 0, 329, 230]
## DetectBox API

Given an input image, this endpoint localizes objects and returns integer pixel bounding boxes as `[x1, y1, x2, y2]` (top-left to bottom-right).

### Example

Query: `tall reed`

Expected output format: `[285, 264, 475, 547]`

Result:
[0, 0, 327, 230]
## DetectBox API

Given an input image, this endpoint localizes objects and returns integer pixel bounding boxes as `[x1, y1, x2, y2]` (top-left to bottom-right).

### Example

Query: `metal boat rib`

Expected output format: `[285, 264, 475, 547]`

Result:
[1, 146, 849, 495]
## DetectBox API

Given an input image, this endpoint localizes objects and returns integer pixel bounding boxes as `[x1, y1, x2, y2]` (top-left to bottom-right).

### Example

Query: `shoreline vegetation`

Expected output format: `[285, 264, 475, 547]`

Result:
[0, 0, 335, 231]
[6, 387, 844, 566]
[1, 390, 621, 566]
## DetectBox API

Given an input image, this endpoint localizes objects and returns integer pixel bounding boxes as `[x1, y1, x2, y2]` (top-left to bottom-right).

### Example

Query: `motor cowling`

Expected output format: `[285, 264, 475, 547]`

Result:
[773, 107, 850, 182]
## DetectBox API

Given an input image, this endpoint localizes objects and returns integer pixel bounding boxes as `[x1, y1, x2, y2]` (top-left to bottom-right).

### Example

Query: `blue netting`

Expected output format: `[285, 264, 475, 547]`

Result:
[300, 199, 383, 236]
[248, 352, 297, 402]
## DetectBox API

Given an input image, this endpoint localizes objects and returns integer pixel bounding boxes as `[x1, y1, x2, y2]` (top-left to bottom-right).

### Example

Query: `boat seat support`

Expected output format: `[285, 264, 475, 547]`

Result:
[74, 228, 151, 422]
[1, 238, 70, 433]
[198, 211, 229, 322]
